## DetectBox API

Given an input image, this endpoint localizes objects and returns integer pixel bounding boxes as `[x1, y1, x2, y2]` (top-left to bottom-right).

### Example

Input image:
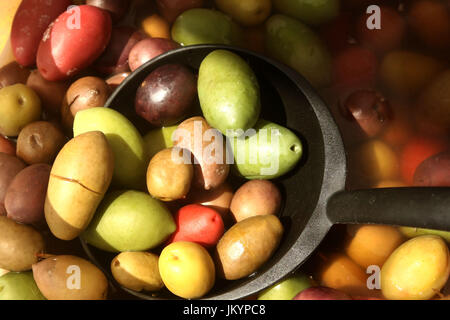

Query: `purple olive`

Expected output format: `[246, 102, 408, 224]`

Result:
[135, 64, 197, 127]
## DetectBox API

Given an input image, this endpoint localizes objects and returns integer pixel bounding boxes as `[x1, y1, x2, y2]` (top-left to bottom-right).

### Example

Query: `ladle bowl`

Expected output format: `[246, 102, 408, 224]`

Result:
[81, 44, 450, 300]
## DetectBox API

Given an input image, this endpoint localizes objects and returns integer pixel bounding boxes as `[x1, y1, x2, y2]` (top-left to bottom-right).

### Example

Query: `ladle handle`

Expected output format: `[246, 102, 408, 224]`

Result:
[326, 187, 450, 231]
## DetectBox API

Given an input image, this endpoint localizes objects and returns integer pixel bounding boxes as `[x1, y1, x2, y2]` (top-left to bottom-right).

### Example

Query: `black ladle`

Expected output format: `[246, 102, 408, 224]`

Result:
[81, 44, 450, 300]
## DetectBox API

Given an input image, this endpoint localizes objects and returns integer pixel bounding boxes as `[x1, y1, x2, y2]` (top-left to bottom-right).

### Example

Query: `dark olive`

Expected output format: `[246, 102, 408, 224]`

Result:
[86, 0, 129, 22]
[94, 26, 146, 75]
[135, 64, 196, 127]
[340, 89, 392, 137]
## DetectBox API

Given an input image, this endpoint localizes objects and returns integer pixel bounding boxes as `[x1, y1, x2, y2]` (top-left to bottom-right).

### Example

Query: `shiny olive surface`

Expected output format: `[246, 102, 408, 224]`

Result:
[135, 63, 196, 127]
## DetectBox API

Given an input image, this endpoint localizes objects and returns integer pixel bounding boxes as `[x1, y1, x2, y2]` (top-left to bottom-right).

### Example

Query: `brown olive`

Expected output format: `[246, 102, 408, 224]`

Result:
[186, 182, 234, 225]
[416, 70, 450, 131]
[61, 76, 112, 130]
[214, 215, 283, 280]
[26, 70, 69, 116]
[146, 148, 194, 201]
[230, 180, 281, 222]
[0, 216, 45, 272]
[0, 153, 26, 216]
[0, 61, 30, 89]
[16, 121, 67, 165]
[32, 255, 108, 300]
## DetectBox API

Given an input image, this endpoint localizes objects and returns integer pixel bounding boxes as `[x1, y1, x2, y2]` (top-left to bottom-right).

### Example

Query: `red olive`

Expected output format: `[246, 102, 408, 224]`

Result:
[36, 5, 112, 81]
[11, 0, 72, 67]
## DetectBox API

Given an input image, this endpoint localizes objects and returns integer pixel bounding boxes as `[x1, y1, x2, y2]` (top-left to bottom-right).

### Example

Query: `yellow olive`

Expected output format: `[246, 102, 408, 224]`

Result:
[381, 235, 449, 300]
[45, 131, 114, 240]
[159, 241, 215, 299]
[111, 252, 164, 292]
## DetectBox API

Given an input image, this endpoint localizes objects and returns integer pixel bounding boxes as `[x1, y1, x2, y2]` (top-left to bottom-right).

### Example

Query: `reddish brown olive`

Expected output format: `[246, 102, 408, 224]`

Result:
[0, 136, 16, 156]
[106, 72, 130, 91]
[128, 38, 180, 72]
[0, 61, 30, 89]
[0, 154, 26, 216]
[94, 26, 146, 75]
[413, 150, 450, 187]
[230, 180, 282, 222]
[340, 90, 392, 137]
[26, 70, 70, 116]
[5, 163, 51, 224]
[86, 0, 129, 22]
